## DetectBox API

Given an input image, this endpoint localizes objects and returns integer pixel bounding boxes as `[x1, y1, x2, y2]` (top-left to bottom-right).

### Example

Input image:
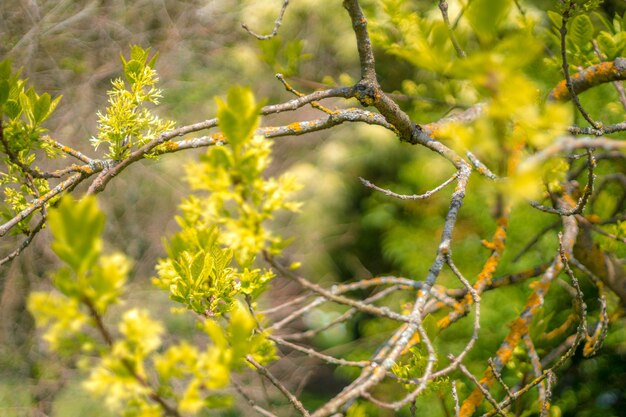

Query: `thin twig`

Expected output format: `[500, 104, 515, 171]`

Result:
[232, 380, 279, 417]
[0, 216, 45, 266]
[530, 150, 595, 216]
[359, 173, 458, 201]
[467, 152, 497, 179]
[83, 297, 181, 416]
[247, 355, 311, 417]
[540, 371, 555, 417]
[438, 0, 466, 58]
[269, 335, 370, 368]
[452, 381, 460, 417]
[457, 361, 510, 417]
[487, 359, 513, 399]
[276, 73, 336, 114]
[0, 172, 86, 237]
[281, 285, 403, 341]
[522, 334, 547, 413]
[242, 0, 290, 40]
[42, 136, 95, 164]
[558, 5, 599, 128]
[267, 255, 412, 323]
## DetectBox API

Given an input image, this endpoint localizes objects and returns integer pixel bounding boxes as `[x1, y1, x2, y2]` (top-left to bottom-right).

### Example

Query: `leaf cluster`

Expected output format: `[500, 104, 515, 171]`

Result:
[29, 195, 276, 416]
[0, 60, 61, 232]
[91, 46, 174, 161]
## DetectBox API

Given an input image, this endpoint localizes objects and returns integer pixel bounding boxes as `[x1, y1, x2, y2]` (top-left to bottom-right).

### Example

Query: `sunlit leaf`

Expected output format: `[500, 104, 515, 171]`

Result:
[48, 196, 105, 273]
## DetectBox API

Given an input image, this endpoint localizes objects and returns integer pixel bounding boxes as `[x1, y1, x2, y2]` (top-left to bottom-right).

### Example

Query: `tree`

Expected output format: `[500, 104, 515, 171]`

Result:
[1, 0, 625, 416]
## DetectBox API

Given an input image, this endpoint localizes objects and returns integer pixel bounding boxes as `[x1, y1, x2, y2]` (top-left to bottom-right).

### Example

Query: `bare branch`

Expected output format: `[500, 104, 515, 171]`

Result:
[232, 380, 279, 417]
[247, 355, 311, 417]
[359, 173, 458, 201]
[342, 0, 377, 82]
[555, 6, 599, 127]
[438, 0, 466, 58]
[530, 149, 596, 216]
[242, 0, 290, 40]
[549, 58, 626, 103]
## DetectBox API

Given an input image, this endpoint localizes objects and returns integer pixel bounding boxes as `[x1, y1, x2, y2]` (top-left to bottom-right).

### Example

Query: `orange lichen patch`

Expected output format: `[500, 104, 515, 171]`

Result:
[550, 60, 626, 101]
[529, 274, 552, 292]
[421, 124, 438, 138]
[438, 216, 509, 330]
[313, 102, 337, 114]
[550, 80, 569, 101]
[433, 301, 447, 311]
[525, 290, 544, 308]
[286, 122, 304, 133]
[481, 239, 496, 250]
[261, 126, 281, 136]
[369, 277, 385, 286]
[544, 313, 576, 340]
[584, 336, 598, 357]
[574, 242, 608, 280]
[157, 141, 180, 152]
[499, 319, 527, 362]
[585, 214, 602, 224]
[493, 218, 508, 249]
[437, 316, 451, 329]
[458, 333, 521, 411]
[507, 136, 525, 175]
[459, 386, 489, 417]
[475, 165, 492, 177]
[460, 261, 559, 414]
[401, 332, 422, 354]
[562, 193, 577, 207]
[61, 145, 77, 154]
[586, 61, 619, 82]
[476, 256, 499, 287]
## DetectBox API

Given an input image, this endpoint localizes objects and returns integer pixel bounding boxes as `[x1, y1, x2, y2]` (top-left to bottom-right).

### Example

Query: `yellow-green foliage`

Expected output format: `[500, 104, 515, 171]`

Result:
[0, 59, 60, 232]
[155, 226, 241, 317]
[91, 46, 174, 161]
[391, 346, 449, 394]
[28, 195, 278, 416]
[157, 86, 300, 315]
[372, 0, 575, 204]
[183, 87, 301, 265]
[28, 196, 131, 356]
[28, 81, 293, 415]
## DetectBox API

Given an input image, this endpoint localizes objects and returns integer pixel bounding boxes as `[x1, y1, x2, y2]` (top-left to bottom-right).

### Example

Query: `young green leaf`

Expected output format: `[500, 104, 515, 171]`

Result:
[0, 60, 11, 80]
[0, 80, 9, 106]
[569, 14, 594, 47]
[4, 99, 21, 119]
[215, 86, 264, 149]
[466, 0, 512, 41]
[48, 196, 105, 274]
[32, 92, 51, 125]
